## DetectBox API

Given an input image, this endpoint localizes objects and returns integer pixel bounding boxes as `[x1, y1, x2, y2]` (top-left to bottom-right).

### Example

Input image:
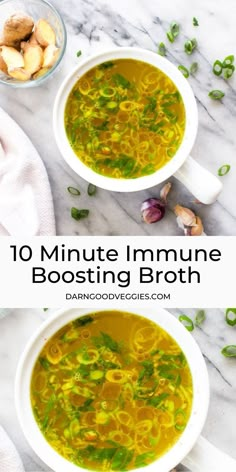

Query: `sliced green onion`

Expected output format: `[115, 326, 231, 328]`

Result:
[190, 62, 198, 74]
[225, 308, 236, 326]
[43, 308, 48, 311]
[221, 345, 236, 357]
[223, 65, 235, 79]
[174, 408, 186, 431]
[76, 50, 82, 57]
[179, 315, 194, 331]
[87, 183, 97, 196]
[222, 55, 234, 67]
[170, 22, 180, 38]
[158, 42, 166, 56]
[213, 60, 223, 76]
[208, 90, 225, 100]
[71, 207, 89, 220]
[178, 65, 189, 78]
[166, 31, 174, 43]
[184, 38, 197, 55]
[67, 186, 81, 196]
[195, 310, 206, 326]
[218, 164, 230, 176]
[193, 17, 199, 26]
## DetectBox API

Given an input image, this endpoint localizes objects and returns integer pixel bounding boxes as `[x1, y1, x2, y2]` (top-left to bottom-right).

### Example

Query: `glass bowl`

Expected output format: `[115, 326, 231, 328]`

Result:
[0, 0, 67, 87]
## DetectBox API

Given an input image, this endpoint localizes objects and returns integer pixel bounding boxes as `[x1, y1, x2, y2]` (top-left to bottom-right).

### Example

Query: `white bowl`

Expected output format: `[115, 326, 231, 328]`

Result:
[53, 47, 222, 204]
[15, 307, 209, 472]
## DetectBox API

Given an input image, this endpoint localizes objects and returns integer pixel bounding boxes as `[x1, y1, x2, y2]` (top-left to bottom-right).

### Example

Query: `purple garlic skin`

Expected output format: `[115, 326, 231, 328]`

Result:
[141, 198, 166, 224]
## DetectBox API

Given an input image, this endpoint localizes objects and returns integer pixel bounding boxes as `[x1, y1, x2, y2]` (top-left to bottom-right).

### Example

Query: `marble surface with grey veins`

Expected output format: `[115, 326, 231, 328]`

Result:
[0, 0, 236, 235]
[1, 308, 236, 471]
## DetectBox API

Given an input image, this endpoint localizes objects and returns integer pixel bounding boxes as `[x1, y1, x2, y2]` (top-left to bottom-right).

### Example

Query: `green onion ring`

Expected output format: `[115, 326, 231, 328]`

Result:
[67, 186, 81, 195]
[221, 345, 236, 357]
[225, 308, 236, 326]
[178, 65, 189, 78]
[218, 164, 230, 176]
[179, 315, 194, 331]
[213, 60, 223, 76]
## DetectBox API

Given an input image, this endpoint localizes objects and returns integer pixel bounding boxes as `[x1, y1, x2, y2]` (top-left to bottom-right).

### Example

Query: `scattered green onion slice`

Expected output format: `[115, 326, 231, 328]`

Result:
[170, 22, 180, 38]
[221, 345, 236, 357]
[208, 89, 225, 100]
[190, 62, 198, 74]
[43, 308, 48, 311]
[88, 183, 97, 196]
[195, 309, 206, 326]
[174, 408, 187, 431]
[166, 31, 174, 43]
[158, 42, 166, 56]
[179, 315, 194, 331]
[218, 164, 230, 176]
[184, 38, 197, 55]
[193, 17, 199, 26]
[178, 65, 189, 78]
[225, 308, 236, 326]
[213, 60, 223, 76]
[223, 65, 235, 79]
[76, 50, 82, 57]
[67, 186, 81, 196]
[222, 55, 234, 67]
[71, 207, 89, 220]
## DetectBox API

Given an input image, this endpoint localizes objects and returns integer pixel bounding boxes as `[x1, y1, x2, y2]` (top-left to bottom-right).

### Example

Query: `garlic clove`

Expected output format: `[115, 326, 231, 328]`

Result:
[189, 216, 204, 236]
[141, 198, 165, 224]
[160, 182, 172, 203]
[174, 204, 197, 227]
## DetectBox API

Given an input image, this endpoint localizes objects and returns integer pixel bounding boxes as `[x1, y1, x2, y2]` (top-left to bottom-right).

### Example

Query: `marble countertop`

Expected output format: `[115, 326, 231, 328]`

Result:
[0, 308, 236, 471]
[1, 0, 236, 235]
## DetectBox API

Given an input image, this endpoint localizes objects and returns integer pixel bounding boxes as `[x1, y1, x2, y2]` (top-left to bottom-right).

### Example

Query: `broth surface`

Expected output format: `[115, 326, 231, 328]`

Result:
[65, 59, 186, 179]
[31, 311, 192, 470]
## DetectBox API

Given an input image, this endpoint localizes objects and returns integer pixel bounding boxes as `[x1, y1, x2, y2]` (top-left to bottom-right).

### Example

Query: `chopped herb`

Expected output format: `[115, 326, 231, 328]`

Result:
[73, 315, 94, 327]
[190, 62, 198, 74]
[99, 61, 114, 70]
[76, 50, 82, 57]
[78, 398, 95, 412]
[178, 65, 189, 78]
[39, 357, 50, 370]
[95, 332, 121, 353]
[223, 65, 235, 79]
[195, 309, 206, 326]
[179, 315, 194, 331]
[147, 393, 169, 407]
[213, 60, 223, 76]
[193, 17, 199, 26]
[166, 31, 174, 43]
[87, 183, 97, 196]
[67, 186, 80, 196]
[218, 164, 230, 176]
[208, 89, 225, 100]
[170, 22, 180, 38]
[158, 42, 166, 56]
[71, 207, 89, 220]
[113, 73, 131, 89]
[138, 360, 154, 383]
[184, 38, 197, 55]
[221, 345, 236, 357]
[225, 308, 236, 326]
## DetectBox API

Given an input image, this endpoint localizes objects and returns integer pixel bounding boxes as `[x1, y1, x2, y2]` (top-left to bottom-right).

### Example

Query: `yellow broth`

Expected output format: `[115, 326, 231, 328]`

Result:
[64, 59, 186, 179]
[31, 311, 193, 470]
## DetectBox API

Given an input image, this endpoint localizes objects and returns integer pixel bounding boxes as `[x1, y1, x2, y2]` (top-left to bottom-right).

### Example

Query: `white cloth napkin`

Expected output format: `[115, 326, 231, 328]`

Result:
[0, 108, 55, 236]
[0, 427, 24, 472]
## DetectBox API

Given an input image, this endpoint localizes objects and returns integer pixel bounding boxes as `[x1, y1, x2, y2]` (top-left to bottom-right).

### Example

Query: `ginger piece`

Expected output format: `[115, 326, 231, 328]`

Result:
[0, 46, 24, 69]
[35, 19, 56, 47]
[3, 13, 34, 47]
[0, 55, 8, 74]
[33, 67, 49, 79]
[43, 44, 59, 68]
[8, 67, 31, 81]
[23, 44, 43, 74]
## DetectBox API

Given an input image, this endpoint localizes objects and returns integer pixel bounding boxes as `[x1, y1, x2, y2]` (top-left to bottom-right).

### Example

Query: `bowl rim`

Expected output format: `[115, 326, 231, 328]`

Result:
[0, 0, 67, 88]
[15, 307, 209, 472]
[53, 47, 198, 192]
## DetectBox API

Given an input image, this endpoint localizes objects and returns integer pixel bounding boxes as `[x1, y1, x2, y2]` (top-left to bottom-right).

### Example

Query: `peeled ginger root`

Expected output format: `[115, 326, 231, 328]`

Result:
[35, 19, 56, 47]
[0, 46, 24, 69]
[23, 44, 43, 74]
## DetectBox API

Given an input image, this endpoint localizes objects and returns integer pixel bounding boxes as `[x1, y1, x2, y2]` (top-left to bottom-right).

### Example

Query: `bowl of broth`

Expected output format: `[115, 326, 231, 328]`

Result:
[53, 48, 222, 204]
[15, 307, 210, 472]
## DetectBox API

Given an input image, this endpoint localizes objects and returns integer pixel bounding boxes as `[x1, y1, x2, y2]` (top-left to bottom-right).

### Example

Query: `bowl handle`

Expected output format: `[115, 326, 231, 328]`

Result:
[182, 435, 236, 471]
[174, 155, 222, 204]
